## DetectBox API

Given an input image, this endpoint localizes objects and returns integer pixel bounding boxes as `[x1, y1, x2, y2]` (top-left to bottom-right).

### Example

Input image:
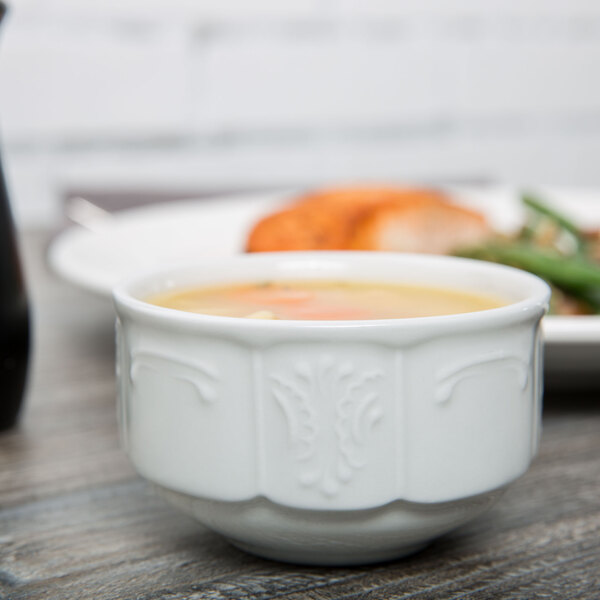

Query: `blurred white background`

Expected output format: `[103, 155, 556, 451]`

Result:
[1, 0, 600, 226]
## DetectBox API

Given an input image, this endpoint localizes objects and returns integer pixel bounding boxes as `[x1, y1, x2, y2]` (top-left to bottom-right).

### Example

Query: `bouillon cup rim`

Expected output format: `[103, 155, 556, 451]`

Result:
[112, 251, 551, 332]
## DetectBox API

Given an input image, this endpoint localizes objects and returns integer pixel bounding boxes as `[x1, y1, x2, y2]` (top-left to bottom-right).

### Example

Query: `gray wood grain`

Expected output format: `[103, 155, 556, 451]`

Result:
[1, 231, 599, 600]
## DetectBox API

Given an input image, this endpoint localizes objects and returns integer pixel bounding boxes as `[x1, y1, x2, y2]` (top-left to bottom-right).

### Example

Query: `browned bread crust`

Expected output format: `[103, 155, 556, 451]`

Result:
[245, 186, 404, 252]
[349, 196, 490, 254]
[246, 185, 490, 254]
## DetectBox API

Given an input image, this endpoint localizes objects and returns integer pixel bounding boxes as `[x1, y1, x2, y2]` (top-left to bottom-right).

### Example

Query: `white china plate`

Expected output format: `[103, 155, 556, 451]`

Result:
[48, 186, 600, 381]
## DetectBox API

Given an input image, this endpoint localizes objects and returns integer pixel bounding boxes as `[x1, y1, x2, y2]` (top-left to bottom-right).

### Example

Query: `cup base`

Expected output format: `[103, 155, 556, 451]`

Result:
[227, 536, 429, 566]
[155, 485, 505, 566]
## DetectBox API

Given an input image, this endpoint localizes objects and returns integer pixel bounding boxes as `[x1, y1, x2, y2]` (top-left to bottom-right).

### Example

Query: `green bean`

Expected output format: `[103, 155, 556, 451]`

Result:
[457, 242, 600, 292]
[521, 193, 587, 254]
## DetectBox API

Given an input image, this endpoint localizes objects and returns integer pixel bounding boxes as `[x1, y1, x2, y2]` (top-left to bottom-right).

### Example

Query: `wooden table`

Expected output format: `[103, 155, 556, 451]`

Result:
[1, 231, 599, 600]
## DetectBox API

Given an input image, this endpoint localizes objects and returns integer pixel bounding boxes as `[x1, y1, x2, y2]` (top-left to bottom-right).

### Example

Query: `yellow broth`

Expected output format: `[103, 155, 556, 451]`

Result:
[147, 280, 506, 320]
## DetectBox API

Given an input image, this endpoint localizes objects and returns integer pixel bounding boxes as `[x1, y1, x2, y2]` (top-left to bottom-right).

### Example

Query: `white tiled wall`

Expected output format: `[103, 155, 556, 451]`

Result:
[1, 0, 600, 226]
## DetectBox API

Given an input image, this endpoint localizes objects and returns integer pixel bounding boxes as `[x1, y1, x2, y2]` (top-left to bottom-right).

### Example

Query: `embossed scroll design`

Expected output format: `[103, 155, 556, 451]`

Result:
[271, 355, 383, 497]
[130, 350, 220, 404]
[434, 351, 529, 404]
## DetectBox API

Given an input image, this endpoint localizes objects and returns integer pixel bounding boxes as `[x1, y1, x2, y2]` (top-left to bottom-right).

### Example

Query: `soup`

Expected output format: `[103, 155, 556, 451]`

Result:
[147, 280, 506, 320]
